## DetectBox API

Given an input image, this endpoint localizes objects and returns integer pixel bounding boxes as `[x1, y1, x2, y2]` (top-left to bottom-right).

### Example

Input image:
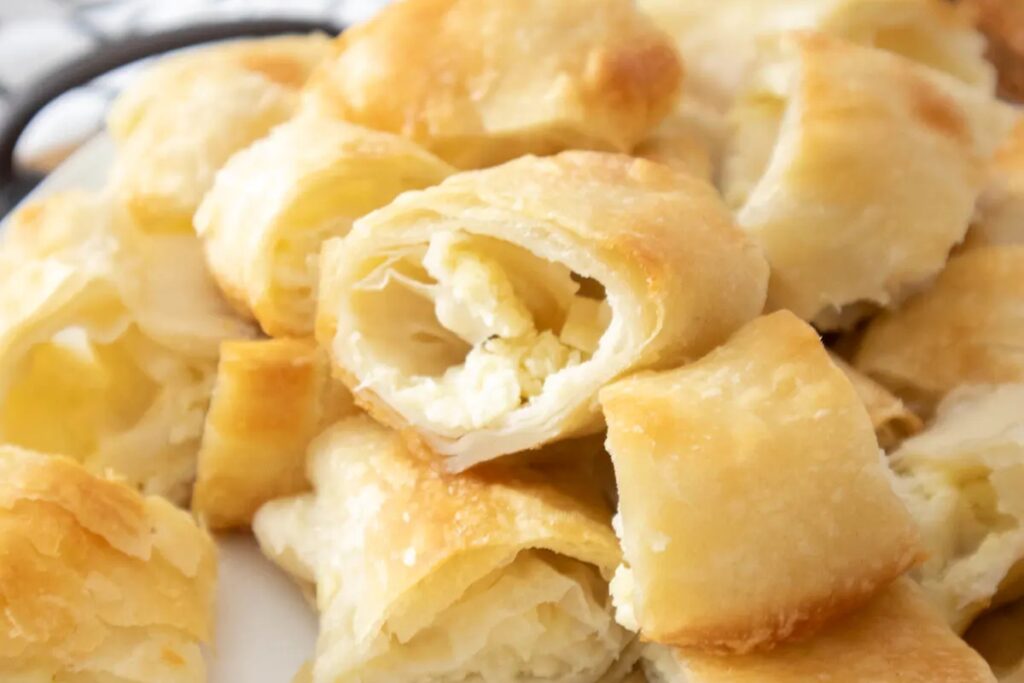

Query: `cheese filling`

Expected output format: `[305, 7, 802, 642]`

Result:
[351, 232, 611, 432]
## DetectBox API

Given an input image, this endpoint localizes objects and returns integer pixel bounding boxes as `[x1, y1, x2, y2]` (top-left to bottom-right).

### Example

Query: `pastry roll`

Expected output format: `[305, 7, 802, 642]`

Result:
[316, 152, 769, 468]
[192, 338, 357, 530]
[253, 415, 632, 683]
[108, 35, 330, 232]
[855, 246, 1024, 414]
[722, 33, 1012, 328]
[966, 600, 1024, 681]
[640, 579, 996, 683]
[302, 0, 683, 169]
[638, 0, 994, 111]
[891, 384, 1024, 632]
[0, 192, 255, 502]
[195, 114, 454, 337]
[0, 446, 216, 682]
[829, 353, 923, 451]
[601, 311, 923, 652]
[966, 120, 1024, 249]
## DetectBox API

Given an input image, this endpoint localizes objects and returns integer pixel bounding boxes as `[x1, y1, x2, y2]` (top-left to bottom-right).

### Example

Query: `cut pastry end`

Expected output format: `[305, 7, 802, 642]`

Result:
[323, 549, 631, 683]
[722, 32, 1015, 327]
[338, 231, 611, 442]
[195, 115, 454, 338]
[600, 311, 924, 652]
[892, 383, 1024, 633]
[253, 416, 631, 683]
[0, 193, 255, 504]
[317, 152, 769, 469]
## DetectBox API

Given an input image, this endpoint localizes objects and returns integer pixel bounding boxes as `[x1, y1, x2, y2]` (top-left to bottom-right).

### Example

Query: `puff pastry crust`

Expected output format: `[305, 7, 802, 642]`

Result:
[302, 0, 683, 169]
[855, 246, 1024, 413]
[253, 415, 631, 683]
[0, 192, 255, 502]
[601, 311, 922, 652]
[316, 152, 768, 468]
[830, 353, 923, 451]
[108, 35, 330, 232]
[722, 33, 1013, 327]
[195, 114, 453, 337]
[192, 338, 356, 530]
[641, 579, 996, 683]
[892, 384, 1024, 632]
[967, 119, 1024, 249]
[638, 0, 994, 111]
[0, 446, 216, 682]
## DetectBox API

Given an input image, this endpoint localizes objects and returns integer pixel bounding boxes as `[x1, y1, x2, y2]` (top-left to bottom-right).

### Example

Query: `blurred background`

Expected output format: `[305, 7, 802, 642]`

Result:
[0, 0, 392, 175]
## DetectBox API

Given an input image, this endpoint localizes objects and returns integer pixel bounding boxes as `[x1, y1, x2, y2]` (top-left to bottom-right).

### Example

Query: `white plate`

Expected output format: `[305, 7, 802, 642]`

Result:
[4, 135, 319, 682]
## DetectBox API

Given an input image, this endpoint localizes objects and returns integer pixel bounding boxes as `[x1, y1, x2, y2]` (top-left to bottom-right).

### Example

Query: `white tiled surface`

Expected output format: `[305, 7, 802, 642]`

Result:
[0, 0, 392, 170]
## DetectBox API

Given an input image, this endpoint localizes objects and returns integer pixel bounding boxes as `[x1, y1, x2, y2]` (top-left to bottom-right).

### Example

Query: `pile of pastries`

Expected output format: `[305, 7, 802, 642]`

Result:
[1, 0, 1023, 681]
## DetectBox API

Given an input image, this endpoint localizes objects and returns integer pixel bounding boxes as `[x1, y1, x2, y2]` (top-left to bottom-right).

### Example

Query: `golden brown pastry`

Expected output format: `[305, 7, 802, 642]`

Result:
[966, 120, 1024, 249]
[195, 114, 453, 337]
[722, 33, 1013, 328]
[253, 415, 632, 683]
[855, 246, 1024, 414]
[892, 384, 1024, 632]
[0, 192, 255, 502]
[640, 579, 995, 683]
[316, 152, 768, 469]
[962, 0, 1024, 102]
[639, 0, 994, 112]
[302, 0, 683, 169]
[829, 352, 923, 450]
[601, 311, 922, 653]
[108, 35, 330, 233]
[0, 446, 216, 682]
[192, 338, 357, 530]
[966, 600, 1024, 681]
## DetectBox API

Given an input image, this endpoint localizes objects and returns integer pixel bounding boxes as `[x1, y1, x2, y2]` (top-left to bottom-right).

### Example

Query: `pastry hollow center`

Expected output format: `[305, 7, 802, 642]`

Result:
[350, 231, 611, 432]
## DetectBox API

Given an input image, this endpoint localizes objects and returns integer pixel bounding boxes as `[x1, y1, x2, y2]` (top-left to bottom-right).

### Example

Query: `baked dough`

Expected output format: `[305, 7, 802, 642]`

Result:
[966, 599, 1024, 681]
[829, 353, 923, 451]
[316, 152, 768, 469]
[195, 114, 453, 337]
[855, 246, 1024, 414]
[252, 415, 632, 683]
[892, 384, 1024, 632]
[601, 311, 922, 652]
[302, 0, 683, 169]
[722, 33, 1013, 327]
[0, 446, 216, 682]
[632, 114, 714, 181]
[966, 120, 1024, 249]
[640, 578, 995, 683]
[638, 0, 994, 111]
[192, 338, 357, 530]
[0, 192, 255, 502]
[108, 35, 330, 232]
